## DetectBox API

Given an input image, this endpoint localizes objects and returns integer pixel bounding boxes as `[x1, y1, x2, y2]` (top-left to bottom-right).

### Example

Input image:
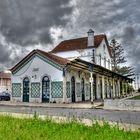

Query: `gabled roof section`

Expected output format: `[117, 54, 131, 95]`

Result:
[51, 34, 108, 52]
[10, 49, 70, 73]
[37, 49, 70, 65]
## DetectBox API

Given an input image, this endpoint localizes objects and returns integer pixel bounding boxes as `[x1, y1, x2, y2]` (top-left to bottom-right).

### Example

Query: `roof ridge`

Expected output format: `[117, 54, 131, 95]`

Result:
[51, 34, 107, 53]
[37, 49, 69, 60]
[60, 34, 106, 42]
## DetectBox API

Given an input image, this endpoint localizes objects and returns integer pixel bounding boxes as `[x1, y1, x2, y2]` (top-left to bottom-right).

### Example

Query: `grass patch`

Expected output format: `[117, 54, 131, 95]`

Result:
[129, 95, 140, 100]
[0, 115, 139, 140]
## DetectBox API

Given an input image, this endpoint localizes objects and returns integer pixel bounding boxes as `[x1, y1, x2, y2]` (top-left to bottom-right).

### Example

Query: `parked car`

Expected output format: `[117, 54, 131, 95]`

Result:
[0, 92, 10, 101]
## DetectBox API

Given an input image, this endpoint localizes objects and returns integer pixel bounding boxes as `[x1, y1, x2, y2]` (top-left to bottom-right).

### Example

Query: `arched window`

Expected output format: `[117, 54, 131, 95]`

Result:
[42, 76, 50, 103]
[23, 77, 30, 102]
[104, 57, 106, 68]
[71, 76, 75, 102]
[107, 59, 109, 69]
[99, 54, 101, 65]
[103, 44, 105, 51]
[81, 78, 85, 101]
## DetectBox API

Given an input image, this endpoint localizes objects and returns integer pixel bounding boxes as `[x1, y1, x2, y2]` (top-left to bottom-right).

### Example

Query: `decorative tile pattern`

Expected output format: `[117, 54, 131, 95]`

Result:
[51, 81, 63, 98]
[12, 83, 21, 97]
[66, 82, 70, 98]
[31, 83, 40, 98]
[76, 83, 81, 97]
[86, 83, 90, 96]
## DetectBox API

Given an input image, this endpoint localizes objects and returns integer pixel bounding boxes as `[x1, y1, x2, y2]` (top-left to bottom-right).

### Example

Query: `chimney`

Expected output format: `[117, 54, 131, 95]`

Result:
[87, 29, 94, 47]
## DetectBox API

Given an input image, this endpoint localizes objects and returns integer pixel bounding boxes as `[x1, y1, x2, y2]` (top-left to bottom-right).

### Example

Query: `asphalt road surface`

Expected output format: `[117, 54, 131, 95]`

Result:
[0, 105, 140, 125]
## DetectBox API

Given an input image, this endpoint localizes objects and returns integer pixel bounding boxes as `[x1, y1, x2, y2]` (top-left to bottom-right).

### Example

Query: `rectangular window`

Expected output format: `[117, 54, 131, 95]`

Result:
[104, 58, 106, 68]
[108, 59, 110, 69]
[99, 54, 101, 65]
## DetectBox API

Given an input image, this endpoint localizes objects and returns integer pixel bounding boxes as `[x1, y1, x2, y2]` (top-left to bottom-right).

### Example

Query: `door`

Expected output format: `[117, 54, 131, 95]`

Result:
[120, 81, 122, 96]
[42, 76, 50, 103]
[100, 80, 103, 99]
[81, 78, 85, 101]
[71, 76, 75, 102]
[23, 77, 30, 102]
[105, 81, 107, 98]
[93, 75, 97, 99]
[108, 81, 112, 98]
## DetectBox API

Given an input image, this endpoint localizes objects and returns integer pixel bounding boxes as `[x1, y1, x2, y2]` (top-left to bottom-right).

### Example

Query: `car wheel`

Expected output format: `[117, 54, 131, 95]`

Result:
[0, 97, 1, 101]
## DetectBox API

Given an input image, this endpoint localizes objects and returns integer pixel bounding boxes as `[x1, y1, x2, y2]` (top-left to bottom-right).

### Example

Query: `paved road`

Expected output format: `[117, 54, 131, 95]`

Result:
[0, 105, 140, 125]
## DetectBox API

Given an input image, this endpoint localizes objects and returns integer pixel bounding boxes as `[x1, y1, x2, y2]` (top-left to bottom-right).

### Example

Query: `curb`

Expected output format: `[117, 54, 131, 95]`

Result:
[0, 102, 96, 109]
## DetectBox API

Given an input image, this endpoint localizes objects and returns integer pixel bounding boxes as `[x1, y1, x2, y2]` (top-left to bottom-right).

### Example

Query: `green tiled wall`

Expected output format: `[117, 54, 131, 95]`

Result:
[51, 81, 63, 98]
[86, 83, 90, 96]
[31, 83, 40, 98]
[12, 83, 21, 97]
[66, 82, 70, 98]
[76, 83, 81, 97]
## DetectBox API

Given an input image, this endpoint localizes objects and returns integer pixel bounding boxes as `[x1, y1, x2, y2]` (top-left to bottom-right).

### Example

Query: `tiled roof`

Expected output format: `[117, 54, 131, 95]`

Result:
[51, 34, 107, 53]
[37, 49, 70, 65]
[11, 49, 70, 73]
[0, 72, 11, 78]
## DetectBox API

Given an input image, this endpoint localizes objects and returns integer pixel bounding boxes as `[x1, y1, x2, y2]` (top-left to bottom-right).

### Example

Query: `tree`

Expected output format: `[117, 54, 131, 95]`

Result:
[117, 66, 134, 76]
[110, 39, 134, 76]
[110, 39, 126, 72]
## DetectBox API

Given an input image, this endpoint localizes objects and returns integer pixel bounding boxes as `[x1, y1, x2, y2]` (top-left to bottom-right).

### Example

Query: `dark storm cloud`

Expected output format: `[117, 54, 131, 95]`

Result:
[0, 0, 73, 46]
[63, 0, 140, 73]
[0, 42, 10, 63]
[0, 0, 140, 73]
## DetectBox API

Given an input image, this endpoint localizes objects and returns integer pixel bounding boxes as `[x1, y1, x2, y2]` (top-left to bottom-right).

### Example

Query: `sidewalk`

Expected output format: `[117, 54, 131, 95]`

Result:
[0, 100, 103, 109]
[104, 92, 140, 111]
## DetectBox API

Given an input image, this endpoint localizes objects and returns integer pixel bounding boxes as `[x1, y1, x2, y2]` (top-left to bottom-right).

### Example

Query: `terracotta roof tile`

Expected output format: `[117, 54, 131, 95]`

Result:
[11, 49, 70, 73]
[51, 34, 106, 53]
[37, 49, 70, 65]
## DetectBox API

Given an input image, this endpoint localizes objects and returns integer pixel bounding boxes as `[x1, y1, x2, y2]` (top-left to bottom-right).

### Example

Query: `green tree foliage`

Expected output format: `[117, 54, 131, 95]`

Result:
[110, 39, 126, 72]
[116, 66, 134, 76]
[110, 39, 134, 76]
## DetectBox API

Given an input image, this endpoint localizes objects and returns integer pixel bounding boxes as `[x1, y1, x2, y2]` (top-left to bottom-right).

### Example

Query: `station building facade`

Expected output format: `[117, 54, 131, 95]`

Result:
[11, 29, 132, 103]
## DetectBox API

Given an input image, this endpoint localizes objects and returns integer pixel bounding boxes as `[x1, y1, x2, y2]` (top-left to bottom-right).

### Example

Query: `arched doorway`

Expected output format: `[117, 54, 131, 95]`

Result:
[23, 77, 30, 102]
[108, 81, 112, 98]
[105, 81, 107, 98]
[100, 79, 102, 99]
[42, 76, 50, 103]
[93, 75, 97, 99]
[120, 81, 122, 96]
[81, 78, 85, 101]
[71, 76, 75, 102]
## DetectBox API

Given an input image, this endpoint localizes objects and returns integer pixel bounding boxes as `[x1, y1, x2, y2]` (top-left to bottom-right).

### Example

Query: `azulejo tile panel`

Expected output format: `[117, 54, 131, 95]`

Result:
[12, 83, 21, 97]
[76, 83, 81, 97]
[66, 82, 70, 98]
[86, 83, 90, 96]
[104, 82, 107, 95]
[51, 81, 63, 98]
[31, 83, 40, 98]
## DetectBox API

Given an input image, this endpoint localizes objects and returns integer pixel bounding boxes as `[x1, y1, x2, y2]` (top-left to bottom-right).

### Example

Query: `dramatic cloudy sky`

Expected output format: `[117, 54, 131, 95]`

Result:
[0, 0, 140, 73]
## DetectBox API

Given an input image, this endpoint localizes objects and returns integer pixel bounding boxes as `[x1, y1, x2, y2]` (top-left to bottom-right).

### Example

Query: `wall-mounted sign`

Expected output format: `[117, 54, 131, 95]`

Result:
[32, 68, 39, 72]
